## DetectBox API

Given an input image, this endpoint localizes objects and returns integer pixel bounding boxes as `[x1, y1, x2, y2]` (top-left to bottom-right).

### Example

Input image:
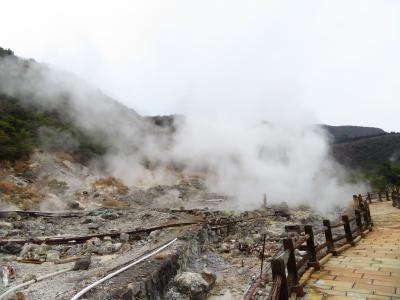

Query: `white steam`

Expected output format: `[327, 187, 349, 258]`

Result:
[0, 55, 367, 211]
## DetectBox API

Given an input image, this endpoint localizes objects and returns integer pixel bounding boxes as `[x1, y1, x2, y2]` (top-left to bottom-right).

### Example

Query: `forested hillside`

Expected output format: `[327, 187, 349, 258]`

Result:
[0, 94, 107, 162]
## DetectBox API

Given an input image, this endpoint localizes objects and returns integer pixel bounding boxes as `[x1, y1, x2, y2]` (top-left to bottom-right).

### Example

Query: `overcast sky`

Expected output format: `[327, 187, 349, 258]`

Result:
[1, 0, 400, 131]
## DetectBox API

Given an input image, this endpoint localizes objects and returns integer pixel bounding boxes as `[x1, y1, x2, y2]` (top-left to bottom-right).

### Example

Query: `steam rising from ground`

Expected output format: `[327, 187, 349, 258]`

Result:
[0, 55, 367, 211]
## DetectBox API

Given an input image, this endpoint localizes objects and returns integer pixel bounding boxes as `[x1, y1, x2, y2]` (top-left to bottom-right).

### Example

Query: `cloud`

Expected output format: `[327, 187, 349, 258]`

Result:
[1, 1, 400, 130]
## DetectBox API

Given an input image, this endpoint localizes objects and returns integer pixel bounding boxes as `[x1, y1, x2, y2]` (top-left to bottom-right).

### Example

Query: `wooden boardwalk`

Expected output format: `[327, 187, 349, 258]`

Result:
[302, 202, 400, 299]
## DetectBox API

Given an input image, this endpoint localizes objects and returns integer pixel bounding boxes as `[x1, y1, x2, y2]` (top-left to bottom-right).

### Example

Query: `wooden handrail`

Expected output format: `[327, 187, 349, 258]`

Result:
[264, 192, 377, 300]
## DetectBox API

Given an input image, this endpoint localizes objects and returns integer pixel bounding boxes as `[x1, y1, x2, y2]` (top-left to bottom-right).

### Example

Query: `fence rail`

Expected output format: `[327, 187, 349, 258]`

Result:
[262, 190, 400, 300]
[264, 198, 373, 300]
[360, 190, 400, 208]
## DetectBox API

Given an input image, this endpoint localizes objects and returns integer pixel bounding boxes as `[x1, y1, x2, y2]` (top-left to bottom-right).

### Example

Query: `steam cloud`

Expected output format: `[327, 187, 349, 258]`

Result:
[0, 55, 367, 211]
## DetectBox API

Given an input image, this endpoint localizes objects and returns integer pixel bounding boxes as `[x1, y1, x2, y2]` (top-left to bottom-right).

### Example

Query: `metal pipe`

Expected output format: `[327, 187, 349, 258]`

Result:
[70, 238, 177, 300]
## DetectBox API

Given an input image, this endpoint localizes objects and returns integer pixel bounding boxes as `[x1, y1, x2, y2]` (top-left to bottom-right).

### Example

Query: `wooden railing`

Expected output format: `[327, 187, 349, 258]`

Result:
[357, 190, 400, 209]
[266, 199, 373, 300]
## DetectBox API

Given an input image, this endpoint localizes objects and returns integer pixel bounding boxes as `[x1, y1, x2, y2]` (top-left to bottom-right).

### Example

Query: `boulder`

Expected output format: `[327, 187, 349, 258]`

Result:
[113, 243, 123, 252]
[19, 243, 39, 259]
[73, 256, 91, 270]
[46, 250, 60, 262]
[175, 272, 211, 300]
[87, 223, 100, 230]
[120, 233, 130, 242]
[1, 242, 22, 255]
[98, 241, 114, 255]
[201, 270, 216, 288]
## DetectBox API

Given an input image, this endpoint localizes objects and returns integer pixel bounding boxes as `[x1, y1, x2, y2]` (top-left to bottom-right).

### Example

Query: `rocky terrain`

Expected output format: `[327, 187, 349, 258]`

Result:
[0, 150, 339, 300]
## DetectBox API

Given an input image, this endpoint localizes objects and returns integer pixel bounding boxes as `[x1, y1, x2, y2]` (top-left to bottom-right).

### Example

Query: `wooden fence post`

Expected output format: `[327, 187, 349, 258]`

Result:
[260, 234, 266, 278]
[367, 192, 372, 203]
[304, 225, 319, 270]
[358, 194, 363, 207]
[283, 238, 303, 296]
[365, 202, 373, 227]
[323, 219, 336, 255]
[271, 258, 289, 300]
[355, 209, 363, 236]
[393, 193, 400, 208]
[353, 195, 358, 207]
[362, 206, 369, 228]
[342, 215, 354, 245]
[385, 191, 390, 201]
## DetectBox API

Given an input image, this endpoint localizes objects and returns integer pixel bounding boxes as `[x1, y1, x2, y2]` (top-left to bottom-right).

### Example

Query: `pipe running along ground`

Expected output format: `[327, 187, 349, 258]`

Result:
[70, 238, 178, 300]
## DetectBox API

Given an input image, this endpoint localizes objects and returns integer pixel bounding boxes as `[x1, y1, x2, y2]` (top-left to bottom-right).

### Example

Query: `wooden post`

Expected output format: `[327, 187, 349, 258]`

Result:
[283, 238, 303, 296]
[323, 219, 335, 255]
[365, 203, 374, 227]
[304, 225, 319, 270]
[355, 209, 363, 235]
[393, 193, 400, 208]
[362, 206, 369, 227]
[342, 215, 354, 245]
[378, 192, 383, 202]
[271, 258, 289, 300]
[385, 191, 390, 201]
[358, 194, 363, 207]
[367, 192, 372, 203]
[260, 234, 266, 278]
[353, 195, 358, 208]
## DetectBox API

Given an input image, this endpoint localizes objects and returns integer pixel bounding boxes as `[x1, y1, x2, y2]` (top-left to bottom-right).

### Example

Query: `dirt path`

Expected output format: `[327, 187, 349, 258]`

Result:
[302, 202, 400, 300]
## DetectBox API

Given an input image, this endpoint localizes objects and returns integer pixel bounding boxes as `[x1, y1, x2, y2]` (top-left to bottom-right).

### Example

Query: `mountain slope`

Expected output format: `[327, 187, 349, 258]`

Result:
[321, 125, 387, 144]
[331, 133, 400, 169]
[0, 46, 163, 163]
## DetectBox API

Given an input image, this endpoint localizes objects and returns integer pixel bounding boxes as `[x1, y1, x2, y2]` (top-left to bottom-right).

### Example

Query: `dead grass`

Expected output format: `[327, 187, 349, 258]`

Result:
[0, 180, 20, 193]
[101, 198, 129, 208]
[0, 180, 42, 209]
[93, 177, 128, 195]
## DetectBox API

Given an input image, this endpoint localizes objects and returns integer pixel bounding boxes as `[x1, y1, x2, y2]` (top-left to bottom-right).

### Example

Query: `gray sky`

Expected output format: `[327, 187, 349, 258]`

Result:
[1, 0, 400, 131]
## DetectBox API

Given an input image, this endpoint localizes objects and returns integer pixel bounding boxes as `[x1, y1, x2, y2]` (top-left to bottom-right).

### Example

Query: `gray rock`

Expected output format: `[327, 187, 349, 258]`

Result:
[220, 243, 230, 253]
[126, 282, 146, 298]
[87, 237, 102, 246]
[100, 212, 119, 220]
[0, 221, 13, 230]
[84, 238, 101, 253]
[67, 201, 81, 210]
[175, 272, 210, 300]
[46, 250, 60, 262]
[87, 223, 100, 230]
[73, 256, 91, 270]
[113, 243, 123, 252]
[120, 233, 130, 242]
[1, 242, 22, 255]
[19, 243, 39, 259]
[98, 241, 114, 255]
[23, 274, 37, 283]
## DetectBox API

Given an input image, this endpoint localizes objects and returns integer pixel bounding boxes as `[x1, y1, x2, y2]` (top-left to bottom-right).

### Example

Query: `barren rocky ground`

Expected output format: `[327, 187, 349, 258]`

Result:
[0, 152, 339, 300]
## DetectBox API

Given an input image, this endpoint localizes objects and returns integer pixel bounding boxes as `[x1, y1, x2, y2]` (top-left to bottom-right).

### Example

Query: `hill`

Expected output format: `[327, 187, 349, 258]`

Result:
[331, 133, 400, 169]
[0, 46, 159, 164]
[321, 125, 387, 144]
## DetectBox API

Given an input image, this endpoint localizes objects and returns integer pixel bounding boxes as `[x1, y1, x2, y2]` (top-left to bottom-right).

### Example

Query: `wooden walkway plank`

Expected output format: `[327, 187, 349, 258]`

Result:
[301, 202, 400, 300]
